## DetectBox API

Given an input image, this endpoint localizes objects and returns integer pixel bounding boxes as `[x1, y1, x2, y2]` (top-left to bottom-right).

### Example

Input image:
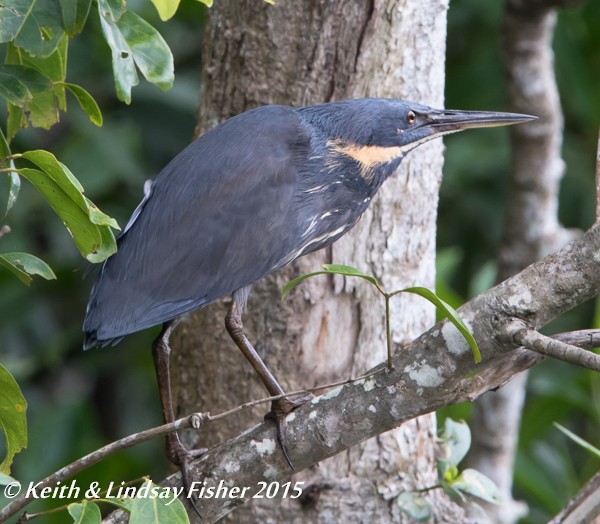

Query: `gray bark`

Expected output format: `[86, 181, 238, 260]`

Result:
[168, 0, 460, 522]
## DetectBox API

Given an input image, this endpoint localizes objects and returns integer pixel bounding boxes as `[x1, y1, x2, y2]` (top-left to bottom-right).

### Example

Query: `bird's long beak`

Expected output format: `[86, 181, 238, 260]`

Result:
[424, 109, 537, 134]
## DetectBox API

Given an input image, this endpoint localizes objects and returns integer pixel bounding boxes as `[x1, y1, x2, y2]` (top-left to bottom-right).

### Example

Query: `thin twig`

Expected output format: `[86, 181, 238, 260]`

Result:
[0, 369, 383, 523]
[552, 329, 600, 350]
[505, 321, 600, 372]
[384, 294, 394, 370]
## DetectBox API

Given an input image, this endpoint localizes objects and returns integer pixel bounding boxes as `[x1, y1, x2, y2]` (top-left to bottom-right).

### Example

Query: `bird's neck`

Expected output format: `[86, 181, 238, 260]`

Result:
[325, 139, 404, 194]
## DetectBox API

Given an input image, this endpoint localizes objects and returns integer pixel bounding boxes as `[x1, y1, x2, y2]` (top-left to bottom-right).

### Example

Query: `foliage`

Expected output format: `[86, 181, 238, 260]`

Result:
[397, 418, 501, 521]
[283, 263, 481, 365]
[0, 0, 185, 286]
[554, 423, 600, 460]
[64, 480, 190, 524]
[0, 363, 26, 474]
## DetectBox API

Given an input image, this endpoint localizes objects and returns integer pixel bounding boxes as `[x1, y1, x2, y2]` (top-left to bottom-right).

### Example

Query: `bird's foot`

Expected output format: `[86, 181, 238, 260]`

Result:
[166, 433, 208, 519]
[265, 394, 314, 470]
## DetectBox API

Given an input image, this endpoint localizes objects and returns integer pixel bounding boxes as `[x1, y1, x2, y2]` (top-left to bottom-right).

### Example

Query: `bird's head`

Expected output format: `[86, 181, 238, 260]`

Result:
[305, 98, 535, 185]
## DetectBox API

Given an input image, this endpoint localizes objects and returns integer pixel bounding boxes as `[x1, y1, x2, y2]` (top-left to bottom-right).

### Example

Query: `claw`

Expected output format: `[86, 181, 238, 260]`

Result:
[265, 394, 314, 470]
[166, 434, 208, 519]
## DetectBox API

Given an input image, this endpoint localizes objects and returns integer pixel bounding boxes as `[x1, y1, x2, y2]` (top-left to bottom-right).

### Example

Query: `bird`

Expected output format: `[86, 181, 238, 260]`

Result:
[83, 98, 533, 485]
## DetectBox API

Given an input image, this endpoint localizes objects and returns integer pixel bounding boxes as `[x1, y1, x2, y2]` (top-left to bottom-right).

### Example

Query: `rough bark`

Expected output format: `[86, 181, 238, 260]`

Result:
[168, 0, 459, 522]
[466, 2, 583, 522]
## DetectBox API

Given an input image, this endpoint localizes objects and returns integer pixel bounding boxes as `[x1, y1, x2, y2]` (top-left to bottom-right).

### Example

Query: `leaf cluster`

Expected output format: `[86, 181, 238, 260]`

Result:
[283, 263, 481, 365]
[397, 419, 502, 521]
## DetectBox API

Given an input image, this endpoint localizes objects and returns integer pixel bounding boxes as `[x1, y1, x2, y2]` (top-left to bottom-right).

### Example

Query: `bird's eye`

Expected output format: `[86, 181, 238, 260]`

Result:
[407, 111, 417, 124]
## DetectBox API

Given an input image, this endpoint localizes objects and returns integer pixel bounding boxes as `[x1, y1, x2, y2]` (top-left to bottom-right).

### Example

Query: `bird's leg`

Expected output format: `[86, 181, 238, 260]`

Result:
[225, 302, 312, 469]
[152, 321, 206, 516]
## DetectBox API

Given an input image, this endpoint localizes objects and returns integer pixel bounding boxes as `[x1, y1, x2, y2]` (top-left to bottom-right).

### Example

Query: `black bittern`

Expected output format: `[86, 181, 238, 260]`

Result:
[83, 98, 533, 491]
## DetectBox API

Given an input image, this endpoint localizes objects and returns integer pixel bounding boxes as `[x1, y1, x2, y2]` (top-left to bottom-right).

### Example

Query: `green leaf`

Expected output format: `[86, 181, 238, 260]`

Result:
[22, 150, 88, 208]
[196, 0, 213, 6]
[4, 173, 20, 217]
[321, 263, 381, 287]
[554, 422, 600, 459]
[0, 255, 31, 284]
[0, 252, 56, 285]
[151, 0, 181, 21]
[437, 418, 471, 478]
[4, 39, 68, 135]
[0, 127, 11, 159]
[0, 363, 27, 474]
[6, 104, 23, 142]
[282, 263, 382, 299]
[85, 197, 119, 229]
[97, 0, 126, 22]
[6, 38, 68, 85]
[451, 469, 502, 505]
[0, 128, 20, 216]
[0, 1, 28, 42]
[282, 271, 332, 300]
[0, 0, 65, 57]
[440, 480, 468, 503]
[96, 497, 132, 512]
[400, 286, 481, 363]
[129, 481, 189, 524]
[59, 0, 92, 36]
[21, 149, 120, 231]
[100, 10, 174, 103]
[99, 13, 138, 104]
[0, 64, 50, 105]
[62, 83, 103, 126]
[18, 167, 118, 262]
[68, 500, 102, 524]
[0, 471, 17, 486]
[396, 492, 432, 522]
[117, 11, 174, 90]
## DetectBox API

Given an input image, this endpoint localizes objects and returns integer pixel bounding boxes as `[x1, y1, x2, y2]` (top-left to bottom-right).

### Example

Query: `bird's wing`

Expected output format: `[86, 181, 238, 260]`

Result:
[85, 106, 312, 344]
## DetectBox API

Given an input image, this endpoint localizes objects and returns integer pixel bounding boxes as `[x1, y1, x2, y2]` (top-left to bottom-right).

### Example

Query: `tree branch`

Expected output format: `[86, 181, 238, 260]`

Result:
[4, 218, 600, 522]
[504, 321, 600, 372]
[4, 330, 597, 523]
[94, 221, 600, 523]
[0, 372, 382, 523]
[5, 221, 600, 522]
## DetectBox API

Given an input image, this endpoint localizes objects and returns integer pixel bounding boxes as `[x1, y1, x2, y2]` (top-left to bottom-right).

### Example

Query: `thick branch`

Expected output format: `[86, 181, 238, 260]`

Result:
[92, 221, 600, 523]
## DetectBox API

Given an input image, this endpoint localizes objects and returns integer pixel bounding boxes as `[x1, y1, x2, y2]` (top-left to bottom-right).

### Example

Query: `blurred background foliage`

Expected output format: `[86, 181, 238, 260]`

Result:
[0, 0, 598, 522]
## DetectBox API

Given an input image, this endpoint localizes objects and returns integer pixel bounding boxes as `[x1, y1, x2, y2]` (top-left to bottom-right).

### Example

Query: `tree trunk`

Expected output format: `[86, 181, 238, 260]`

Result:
[170, 0, 462, 521]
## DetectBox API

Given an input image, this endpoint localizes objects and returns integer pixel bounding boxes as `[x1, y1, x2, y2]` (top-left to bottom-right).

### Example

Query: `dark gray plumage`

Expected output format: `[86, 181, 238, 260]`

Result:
[84, 99, 533, 348]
